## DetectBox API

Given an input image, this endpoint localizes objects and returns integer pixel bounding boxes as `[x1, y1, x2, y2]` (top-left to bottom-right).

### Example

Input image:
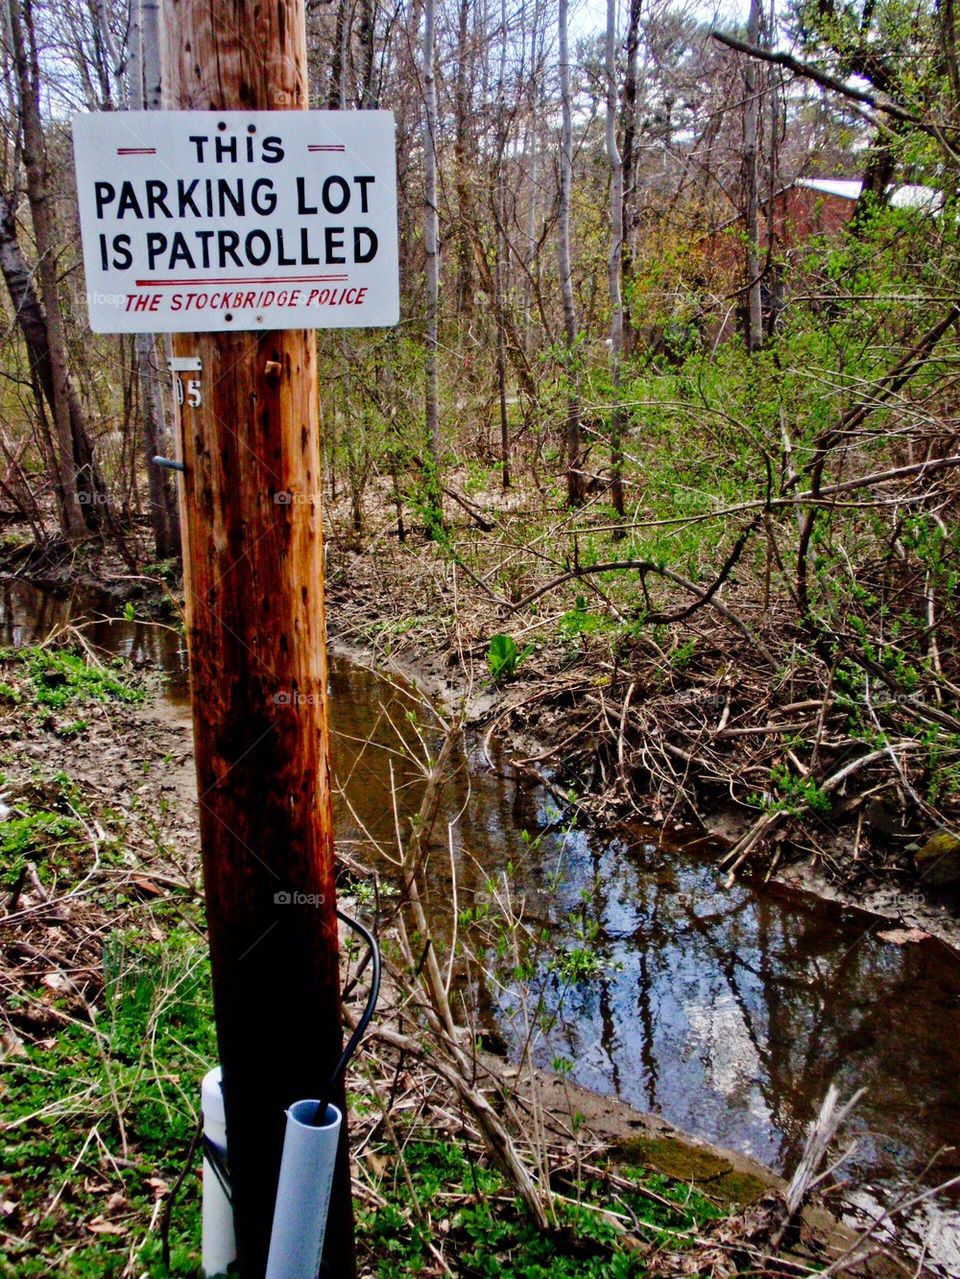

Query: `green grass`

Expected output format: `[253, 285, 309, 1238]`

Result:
[7, 646, 145, 710]
[1, 929, 215, 1278]
[356, 1136, 725, 1278]
[0, 769, 134, 895]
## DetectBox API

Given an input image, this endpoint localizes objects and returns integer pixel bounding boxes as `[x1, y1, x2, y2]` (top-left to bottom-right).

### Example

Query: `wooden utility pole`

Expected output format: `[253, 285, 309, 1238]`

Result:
[160, 3, 353, 1276]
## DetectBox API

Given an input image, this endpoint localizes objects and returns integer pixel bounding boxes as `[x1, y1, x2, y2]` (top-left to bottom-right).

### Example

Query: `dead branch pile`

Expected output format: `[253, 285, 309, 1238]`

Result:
[327, 448, 960, 895]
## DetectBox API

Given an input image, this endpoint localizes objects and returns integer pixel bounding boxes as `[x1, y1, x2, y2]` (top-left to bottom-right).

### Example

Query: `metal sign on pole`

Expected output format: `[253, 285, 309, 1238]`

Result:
[73, 110, 399, 334]
[73, 2, 398, 1275]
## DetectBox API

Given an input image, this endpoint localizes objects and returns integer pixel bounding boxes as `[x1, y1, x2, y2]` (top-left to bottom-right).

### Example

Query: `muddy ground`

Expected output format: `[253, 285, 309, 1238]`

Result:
[3, 486, 959, 952]
[0, 654, 906, 1278]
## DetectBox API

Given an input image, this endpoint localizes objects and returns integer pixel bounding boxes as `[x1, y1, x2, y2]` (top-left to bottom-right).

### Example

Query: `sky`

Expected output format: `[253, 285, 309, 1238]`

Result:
[569, 0, 753, 40]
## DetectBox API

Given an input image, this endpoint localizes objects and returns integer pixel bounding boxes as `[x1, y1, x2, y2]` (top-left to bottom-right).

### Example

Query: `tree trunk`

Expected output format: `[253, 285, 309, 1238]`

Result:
[130, 0, 179, 559]
[327, 0, 347, 109]
[851, 132, 898, 227]
[0, 192, 64, 520]
[453, 0, 475, 320]
[765, 0, 782, 337]
[620, 0, 641, 357]
[558, 0, 583, 506]
[358, 0, 376, 107]
[606, 0, 625, 525]
[521, 0, 546, 354]
[495, 0, 511, 487]
[422, 0, 443, 530]
[7, 0, 90, 537]
[743, 0, 764, 353]
[140, 0, 162, 107]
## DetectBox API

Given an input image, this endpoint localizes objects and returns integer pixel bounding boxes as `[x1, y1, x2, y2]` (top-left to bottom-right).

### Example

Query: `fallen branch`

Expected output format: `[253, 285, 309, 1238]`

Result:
[771, 1083, 865, 1249]
[720, 746, 911, 880]
[367, 1020, 550, 1229]
[505, 537, 775, 665]
[584, 452, 960, 536]
[442, 484, 495, 531]
[643, 517, 761, 625]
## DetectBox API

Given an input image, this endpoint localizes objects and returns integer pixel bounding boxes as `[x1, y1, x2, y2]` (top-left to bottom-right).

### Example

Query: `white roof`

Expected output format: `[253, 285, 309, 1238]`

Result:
[795, 177, 943, 211]
[889, 184, 943, 211]
[796, 178, 861, 200]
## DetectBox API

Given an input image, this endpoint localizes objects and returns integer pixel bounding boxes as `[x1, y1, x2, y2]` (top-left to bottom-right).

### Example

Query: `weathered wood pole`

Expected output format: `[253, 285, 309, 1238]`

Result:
[160, 3, 354, 1276]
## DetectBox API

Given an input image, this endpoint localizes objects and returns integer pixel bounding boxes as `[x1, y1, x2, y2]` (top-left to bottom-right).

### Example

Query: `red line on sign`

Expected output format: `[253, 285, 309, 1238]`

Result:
[307, 145, 345, 152]
[135, 275, 350, 287]
[117, 147, 156, 155]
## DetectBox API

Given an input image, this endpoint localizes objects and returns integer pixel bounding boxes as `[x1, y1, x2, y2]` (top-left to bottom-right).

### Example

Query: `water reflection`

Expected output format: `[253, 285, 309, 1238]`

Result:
[0, 577, 190, 703]
[326, 659, 960, 1269]
[3, 581, 957, 1268]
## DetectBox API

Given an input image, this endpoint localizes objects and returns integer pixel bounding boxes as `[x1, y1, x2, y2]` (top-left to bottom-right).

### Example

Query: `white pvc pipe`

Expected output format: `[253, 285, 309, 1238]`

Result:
[265, 1100, 342, 1279]
[200, 1067, 237, 1277]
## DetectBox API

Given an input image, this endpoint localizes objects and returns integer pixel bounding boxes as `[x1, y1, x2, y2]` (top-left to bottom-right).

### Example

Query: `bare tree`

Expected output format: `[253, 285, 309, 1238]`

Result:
[422, 0, 443, 529]
[495, 0, 511, 488]
[5, 0, 95, 537]
[606, 0, 625, 524]
[452, 0, 475, 320]
[558, 0, 583, 506]
[620, 0, 641, 356]
[743, 0, 763, 352]
[128, 0, 179, 559]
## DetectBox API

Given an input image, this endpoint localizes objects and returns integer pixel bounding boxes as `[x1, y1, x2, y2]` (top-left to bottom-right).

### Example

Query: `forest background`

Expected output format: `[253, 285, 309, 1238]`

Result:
[1, 1, 960, 1273]
[1, 0, 956, 882]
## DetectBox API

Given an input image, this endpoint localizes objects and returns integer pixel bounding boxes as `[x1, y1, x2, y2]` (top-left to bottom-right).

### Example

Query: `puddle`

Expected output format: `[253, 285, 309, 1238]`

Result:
[0, 577, 190, 705]
[325, 656, 960, 1272]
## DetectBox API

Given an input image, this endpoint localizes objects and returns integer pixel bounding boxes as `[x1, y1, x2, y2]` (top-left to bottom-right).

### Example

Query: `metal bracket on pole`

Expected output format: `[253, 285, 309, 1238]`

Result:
[168, 355, 202, 373]
[151, 455, 185, 472]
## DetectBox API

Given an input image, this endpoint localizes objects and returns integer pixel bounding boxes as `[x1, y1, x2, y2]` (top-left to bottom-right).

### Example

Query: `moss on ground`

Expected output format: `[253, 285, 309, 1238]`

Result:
[612, 1136, 769, 1206]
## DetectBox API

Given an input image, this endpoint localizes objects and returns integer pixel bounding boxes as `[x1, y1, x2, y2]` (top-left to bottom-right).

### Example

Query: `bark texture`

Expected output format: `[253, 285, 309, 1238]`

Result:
[162, 2, 352, 1275]
[558, 0, 583, 506]
[606, 0, 624, 522]
[131, 0, 179, 559]
[7, 0, 98, 535]
[743, 0, 763, 352]
[422, 0, 443, 525]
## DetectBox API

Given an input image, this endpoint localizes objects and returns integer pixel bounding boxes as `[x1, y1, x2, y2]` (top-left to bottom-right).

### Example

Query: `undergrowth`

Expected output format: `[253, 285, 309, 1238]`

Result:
[355, 1137, 723, 1278]
[1, 928, 214, 1278]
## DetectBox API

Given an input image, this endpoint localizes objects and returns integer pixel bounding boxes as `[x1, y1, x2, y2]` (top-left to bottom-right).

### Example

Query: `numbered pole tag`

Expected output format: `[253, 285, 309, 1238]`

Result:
[177, 378, 202, 408]
[169, 355, 202, 409]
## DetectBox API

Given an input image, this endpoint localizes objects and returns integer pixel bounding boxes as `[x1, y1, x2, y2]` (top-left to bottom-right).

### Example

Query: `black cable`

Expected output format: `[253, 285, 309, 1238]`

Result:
[202, 1133, 232, 1204]
[193, 906, 380, 1208]
[311, 909, 381, 1124]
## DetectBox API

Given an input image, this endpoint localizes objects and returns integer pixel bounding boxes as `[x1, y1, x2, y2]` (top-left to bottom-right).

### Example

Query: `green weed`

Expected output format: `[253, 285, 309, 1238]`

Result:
[0, 645, 144, 712]
[1, 929, 214, 1277]
[487, 633, 534, 683]
[355, 1135, 721, 1278]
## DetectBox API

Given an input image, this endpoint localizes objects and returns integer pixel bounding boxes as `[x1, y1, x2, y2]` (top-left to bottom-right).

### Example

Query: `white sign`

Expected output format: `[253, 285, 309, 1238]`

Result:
[73, 110, 399, 333]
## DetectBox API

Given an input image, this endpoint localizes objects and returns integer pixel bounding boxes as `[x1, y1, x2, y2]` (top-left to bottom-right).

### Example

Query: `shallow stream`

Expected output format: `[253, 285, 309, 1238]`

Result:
[2, 577, 958, 1272]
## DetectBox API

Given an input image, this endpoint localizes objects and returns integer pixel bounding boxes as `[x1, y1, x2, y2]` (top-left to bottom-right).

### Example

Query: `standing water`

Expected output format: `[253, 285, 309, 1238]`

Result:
[3, 579, 959, 1272]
